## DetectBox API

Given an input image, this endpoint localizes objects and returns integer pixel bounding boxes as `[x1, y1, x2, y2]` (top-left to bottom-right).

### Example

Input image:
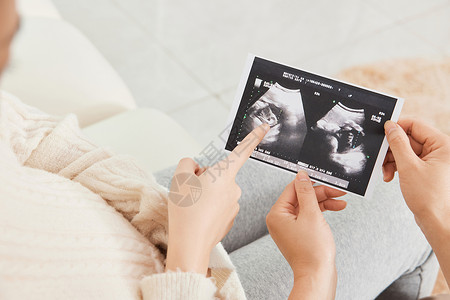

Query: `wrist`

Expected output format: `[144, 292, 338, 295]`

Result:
[416, 212, 450, 247]
[291, 264, 337, 300]
[291, 255, 336, 279]
[165, 237, 211, 275]
[293, 262, 336, 283]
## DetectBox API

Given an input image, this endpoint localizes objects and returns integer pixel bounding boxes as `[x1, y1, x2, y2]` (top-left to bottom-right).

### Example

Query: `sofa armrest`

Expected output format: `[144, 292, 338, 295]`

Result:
[2, 16, 136, 127]
[16, 0, 61, 19]
[82, 108, 202, 174]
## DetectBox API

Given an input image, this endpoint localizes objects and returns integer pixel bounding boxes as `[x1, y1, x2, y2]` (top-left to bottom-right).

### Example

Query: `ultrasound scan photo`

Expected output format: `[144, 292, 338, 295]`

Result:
[240, 82, 307, 159]
[308, 102, 367, 176]
[225, 55, 403, 197]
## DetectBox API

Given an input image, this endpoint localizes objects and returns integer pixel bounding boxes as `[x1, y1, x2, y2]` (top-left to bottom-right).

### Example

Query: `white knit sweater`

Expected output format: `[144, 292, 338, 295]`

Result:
[0, 92, 246, 300]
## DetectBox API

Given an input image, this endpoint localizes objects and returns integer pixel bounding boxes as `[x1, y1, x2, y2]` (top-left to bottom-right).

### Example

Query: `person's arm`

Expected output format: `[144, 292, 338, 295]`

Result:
[139, 124, 272, 299]
[289, 265, 337, 300]
[383, 119, 450, 285]
[266, 171, 347, 299]
[165, 124, 270, 275]
[419, 214, 450, 286]
[0, 96, 171, 244]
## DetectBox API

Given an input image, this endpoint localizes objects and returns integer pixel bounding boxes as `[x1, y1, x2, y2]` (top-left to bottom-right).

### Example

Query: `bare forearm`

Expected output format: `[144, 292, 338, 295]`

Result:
[434, 247, 450, 289]
[289, 279, 332, 300]
[418, 214, 450, 287]
[165, 238, 210, 275]
[290, 267, 336, 300]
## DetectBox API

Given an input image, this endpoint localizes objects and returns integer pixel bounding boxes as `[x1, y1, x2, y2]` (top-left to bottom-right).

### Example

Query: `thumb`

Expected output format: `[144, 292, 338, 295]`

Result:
[294, 171, 320, 213]
[174, 157, 198, 175]
[384, 121, 418, 171]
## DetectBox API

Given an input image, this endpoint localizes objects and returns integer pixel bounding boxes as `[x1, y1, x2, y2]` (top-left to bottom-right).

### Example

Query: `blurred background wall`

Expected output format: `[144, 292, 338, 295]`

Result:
[50, 0, 450, 146]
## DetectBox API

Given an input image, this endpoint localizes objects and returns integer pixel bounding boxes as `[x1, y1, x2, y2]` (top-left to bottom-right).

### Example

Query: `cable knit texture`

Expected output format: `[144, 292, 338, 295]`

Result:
[0, 91, 246, 300]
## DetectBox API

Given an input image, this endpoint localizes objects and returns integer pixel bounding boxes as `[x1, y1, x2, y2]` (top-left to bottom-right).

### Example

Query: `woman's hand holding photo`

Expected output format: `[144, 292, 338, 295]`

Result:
[266, 171, 346, 300]
[384, 118, 450, 286]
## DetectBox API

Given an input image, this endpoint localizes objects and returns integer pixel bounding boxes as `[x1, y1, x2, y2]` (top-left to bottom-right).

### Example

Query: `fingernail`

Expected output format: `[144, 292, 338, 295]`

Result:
[296, 170, 309, 182]
[384, 120, 397, 135]
[261, 123, 270, 132]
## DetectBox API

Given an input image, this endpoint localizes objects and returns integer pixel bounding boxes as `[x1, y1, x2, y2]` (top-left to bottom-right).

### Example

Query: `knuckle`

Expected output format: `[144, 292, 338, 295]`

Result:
[408, 159, 422, 171]
[178, 157, 193, 165]
[234, 204, 240, 216]
[295, 182, 314, 194]
[235, 186, 242, 199]
[388, 131, 405, 145]
[445, 135, 450, 148]
[253, 128, 264, 139]
[229, 219, 235, 229]
[265, 212, 273, 226]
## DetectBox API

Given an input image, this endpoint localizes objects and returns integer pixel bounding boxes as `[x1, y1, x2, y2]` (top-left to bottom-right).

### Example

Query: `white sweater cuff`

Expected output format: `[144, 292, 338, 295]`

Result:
[141, 271, 217, 300]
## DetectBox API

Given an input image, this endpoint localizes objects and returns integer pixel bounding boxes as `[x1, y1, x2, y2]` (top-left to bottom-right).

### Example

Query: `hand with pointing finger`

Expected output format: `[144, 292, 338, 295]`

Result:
[165, 123, 270, 275]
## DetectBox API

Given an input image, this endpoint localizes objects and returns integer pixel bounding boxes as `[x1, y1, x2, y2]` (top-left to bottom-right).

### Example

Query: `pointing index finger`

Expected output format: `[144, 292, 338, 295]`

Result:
[225, 123, 270, 176]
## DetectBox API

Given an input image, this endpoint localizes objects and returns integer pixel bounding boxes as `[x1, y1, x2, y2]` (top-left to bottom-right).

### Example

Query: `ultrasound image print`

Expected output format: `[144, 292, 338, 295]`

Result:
[226, 56, 403, 197]
[241, 82, 307, 158]
[309, 102, 367, 176]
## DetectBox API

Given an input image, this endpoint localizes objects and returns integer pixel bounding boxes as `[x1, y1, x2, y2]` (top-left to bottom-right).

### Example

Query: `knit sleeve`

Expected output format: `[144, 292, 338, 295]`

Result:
[140, 272, 217, 300]
[0, 94, 169, 248]
[0, 92, 62, 164]
[0, 94, 241, 299]
[0, 92, 106, 169]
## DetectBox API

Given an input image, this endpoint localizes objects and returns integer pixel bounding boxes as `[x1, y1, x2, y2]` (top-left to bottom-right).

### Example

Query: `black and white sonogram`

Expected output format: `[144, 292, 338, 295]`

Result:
[309, 102, 367, 176]
[240, 82, 307, 159]
[225, 55, 403, 198]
